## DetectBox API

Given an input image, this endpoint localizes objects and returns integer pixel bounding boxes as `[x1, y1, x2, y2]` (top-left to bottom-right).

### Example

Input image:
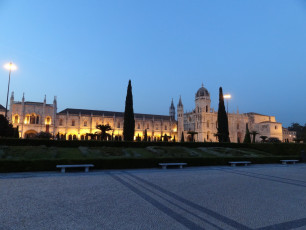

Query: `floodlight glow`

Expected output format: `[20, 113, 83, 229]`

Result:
[4, 62, 17, 71]
[223, 94, 231, 99]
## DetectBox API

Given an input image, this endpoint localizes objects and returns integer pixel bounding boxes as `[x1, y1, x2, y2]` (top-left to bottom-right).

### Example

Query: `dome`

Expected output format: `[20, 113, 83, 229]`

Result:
[196, 84, 210, 98]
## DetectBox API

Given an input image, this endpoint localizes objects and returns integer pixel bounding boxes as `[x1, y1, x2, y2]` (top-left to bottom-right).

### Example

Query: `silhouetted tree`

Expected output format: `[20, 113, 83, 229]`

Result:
[143, 129, 148, 142]
[217, 87, 230, 142]
[260, 135, 268, 142]
[250, 131, 259, 143]
[36, 131, 52, 139]
[243, 123, 251, 144]
[0, 115, 15, 137]
[180, 131, 184, 142]
[123, 80, 135, 141]
[136, 133, 141, 142]
[187, 131, 198, 142]
[96, 124, 112, 140]
[288, 123, 306, 142]
[163, 134, 171, 142]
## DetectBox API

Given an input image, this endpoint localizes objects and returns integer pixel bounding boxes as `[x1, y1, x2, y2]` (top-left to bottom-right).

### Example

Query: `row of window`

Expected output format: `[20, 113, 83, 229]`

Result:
[58, 119, 170, 130]
[14, 115, 51, 125]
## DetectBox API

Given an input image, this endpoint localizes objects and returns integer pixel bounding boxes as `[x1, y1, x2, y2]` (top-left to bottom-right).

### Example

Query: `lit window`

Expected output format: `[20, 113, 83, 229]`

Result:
[45, 117, 51, 125]
[30, 115, 35, 124]
[14, 115, 19, 124]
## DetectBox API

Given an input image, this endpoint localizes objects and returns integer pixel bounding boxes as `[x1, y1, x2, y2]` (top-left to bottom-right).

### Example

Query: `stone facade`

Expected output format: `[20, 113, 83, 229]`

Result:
[177, 85, 283, 143]
[7, 92, 177, 140]
[282, 128, 296, 143]
[5, 86, 283, 142]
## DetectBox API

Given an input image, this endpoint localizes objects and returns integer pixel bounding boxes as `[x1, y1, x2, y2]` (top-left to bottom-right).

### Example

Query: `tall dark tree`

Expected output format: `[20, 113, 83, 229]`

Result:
[217, 87, 230, 142]
[143, 129, 148, 142]
[123, 80, 135, 141]
[0, 115, 14, 137]
[180, 131, 184, 142]
[243, 123, 251, 144]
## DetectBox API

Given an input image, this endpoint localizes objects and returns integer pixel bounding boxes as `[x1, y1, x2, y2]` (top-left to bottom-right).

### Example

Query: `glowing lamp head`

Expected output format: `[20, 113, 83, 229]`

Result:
[223, 94, 231, 99]
[4, 62, 17, 71]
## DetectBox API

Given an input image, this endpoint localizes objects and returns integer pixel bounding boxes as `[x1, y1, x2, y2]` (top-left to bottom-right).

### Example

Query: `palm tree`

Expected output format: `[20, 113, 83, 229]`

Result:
[250, 131, 259, 143]
[260, 135, 268, 143]
[187, 131, 198, 142]
[96, 124, 112, 140]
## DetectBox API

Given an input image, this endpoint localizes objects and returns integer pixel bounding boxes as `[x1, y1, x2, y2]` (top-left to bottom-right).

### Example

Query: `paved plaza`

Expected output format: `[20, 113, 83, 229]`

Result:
[1, 164, 306, 230]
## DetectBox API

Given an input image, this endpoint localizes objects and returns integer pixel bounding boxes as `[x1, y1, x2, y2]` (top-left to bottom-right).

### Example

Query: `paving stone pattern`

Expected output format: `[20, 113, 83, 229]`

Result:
[1, 164, 306, 230]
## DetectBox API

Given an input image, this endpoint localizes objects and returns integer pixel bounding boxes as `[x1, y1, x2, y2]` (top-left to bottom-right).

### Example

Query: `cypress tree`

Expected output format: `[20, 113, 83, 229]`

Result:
[180, 131, 184, 142]
[217, 87, 230, 142]
[123, 80, 135, 141]
[243, 123, 251, 144]
[143, 129, 148, 142]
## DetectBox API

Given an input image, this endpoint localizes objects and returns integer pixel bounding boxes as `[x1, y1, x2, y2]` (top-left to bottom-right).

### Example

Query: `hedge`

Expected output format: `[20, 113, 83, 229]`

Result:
[0, 156, 300, 173]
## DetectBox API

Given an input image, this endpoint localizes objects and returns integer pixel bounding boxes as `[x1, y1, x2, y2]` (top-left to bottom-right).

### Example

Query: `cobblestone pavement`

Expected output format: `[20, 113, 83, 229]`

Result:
[1, 164, 306, 230]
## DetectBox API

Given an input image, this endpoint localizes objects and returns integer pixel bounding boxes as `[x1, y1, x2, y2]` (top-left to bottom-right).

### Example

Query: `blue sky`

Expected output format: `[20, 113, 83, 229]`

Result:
[0, 0, 305, 127]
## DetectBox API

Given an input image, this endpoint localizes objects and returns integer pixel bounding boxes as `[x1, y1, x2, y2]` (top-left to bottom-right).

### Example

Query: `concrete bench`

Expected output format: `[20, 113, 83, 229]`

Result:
[228, 161, 251, 167]
[159, 163, 187, 169]
[56, 164, 94, 173]
[280, 160, 299, 165]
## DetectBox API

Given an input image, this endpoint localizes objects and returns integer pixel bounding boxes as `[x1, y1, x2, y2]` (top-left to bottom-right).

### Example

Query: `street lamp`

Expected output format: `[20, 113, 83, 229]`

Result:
[3, 62, 17, 119]
[223, 94, 231, 114]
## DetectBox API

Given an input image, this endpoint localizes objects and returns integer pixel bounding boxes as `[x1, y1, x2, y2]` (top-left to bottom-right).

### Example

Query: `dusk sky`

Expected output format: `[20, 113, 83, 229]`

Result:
[0, 0, 305, 127]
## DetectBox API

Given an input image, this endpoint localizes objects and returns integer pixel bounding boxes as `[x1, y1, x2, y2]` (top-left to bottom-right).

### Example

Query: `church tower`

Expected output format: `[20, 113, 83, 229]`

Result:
[169, 98, 175, 120]
[195, 83, 211, 113]
[177, 96, 184, 141]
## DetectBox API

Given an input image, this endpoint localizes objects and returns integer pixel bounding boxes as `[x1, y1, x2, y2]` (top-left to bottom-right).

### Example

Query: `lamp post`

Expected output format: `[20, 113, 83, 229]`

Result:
[4, 62, 17, 119]
[223, 94, 231, 114]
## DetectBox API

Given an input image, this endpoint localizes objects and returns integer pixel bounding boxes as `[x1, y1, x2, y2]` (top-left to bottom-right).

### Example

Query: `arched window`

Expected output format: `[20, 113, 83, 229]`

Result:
[30, 115, 35, 124]
[165, 125, 167, 130]
[68, 135, 72, 140]
[84, 121, 87, 127]
[36, 116, 39, 124]
[147, 123, 149, 129]
[59, 119, 63, 126]
[14, 115, 19, 124]
[45, 116, 51, 125]
[73, 135, 77, 140]
[137, 123, 140, 129]
[72, 120, 75, 126]
[117, 122, 120, 128]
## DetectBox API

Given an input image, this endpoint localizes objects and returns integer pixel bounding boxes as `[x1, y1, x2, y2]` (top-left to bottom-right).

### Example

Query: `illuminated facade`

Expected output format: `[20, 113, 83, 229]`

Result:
[178, 84, 283, 142]
[7, 92, 177, 140]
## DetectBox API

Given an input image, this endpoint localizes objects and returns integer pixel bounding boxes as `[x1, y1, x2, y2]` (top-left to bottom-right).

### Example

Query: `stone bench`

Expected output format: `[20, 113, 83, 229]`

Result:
[56, 164, 94, 173]
[228, 161, 251, 167]
[158, 163, 187, 169]
[280, 160, 299, 165]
